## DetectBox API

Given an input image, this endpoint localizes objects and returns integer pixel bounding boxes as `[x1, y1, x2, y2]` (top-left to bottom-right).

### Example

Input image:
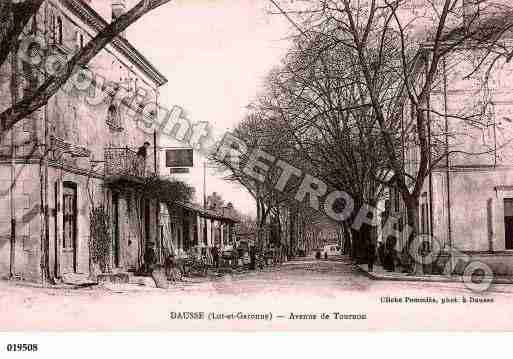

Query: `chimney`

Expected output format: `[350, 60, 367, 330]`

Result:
[112, 0, 126, 21]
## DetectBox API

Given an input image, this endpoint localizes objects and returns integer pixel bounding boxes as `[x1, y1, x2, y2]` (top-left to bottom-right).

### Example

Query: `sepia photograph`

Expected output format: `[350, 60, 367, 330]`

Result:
[1, 0, 513, 345]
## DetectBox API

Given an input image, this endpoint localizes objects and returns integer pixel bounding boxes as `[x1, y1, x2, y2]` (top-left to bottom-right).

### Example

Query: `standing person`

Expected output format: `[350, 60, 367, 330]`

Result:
[164, 253, 178, 281]
[136, 141, 151, 175]
[249, 245, 256, 270]
[144, 242, 157, 273]
[368, 242, 377, 272]
[137, 141, 151, 158]
[385, 237, 396, 271]
[211, 245, 219, 269]
[378, 241, 385, 267]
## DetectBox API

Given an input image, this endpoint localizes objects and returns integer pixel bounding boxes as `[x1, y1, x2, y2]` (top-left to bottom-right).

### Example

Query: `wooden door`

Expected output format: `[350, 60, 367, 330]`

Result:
[112, 193, 120, 268]
[62, 184, 77, 274]
[504, 199, 513, 250]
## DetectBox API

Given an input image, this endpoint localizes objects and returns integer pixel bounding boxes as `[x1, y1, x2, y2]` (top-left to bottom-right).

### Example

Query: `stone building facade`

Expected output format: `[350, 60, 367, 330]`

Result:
[381, 0, 513, 275]
[0, 0, 167, 281]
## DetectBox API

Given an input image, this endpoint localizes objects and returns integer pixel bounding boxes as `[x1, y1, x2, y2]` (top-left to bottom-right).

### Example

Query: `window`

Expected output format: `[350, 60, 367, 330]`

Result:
[107, 104, 122, 130]
[80, 34, 84, 49]
[51, 15, 56, 42]
[63, 184, 77, 250]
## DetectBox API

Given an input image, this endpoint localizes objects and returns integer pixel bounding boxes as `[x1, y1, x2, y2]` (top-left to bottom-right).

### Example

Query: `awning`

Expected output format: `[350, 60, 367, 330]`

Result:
[173, 201, 239, 223]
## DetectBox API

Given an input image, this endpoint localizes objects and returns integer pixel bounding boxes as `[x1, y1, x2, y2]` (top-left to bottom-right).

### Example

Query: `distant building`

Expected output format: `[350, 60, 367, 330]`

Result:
[160, 201, 239, 258]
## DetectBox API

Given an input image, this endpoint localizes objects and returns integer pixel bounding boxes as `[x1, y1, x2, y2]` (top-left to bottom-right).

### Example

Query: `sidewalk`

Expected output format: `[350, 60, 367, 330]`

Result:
[355, 263, 513, 285]
[0, 264, 280, 292]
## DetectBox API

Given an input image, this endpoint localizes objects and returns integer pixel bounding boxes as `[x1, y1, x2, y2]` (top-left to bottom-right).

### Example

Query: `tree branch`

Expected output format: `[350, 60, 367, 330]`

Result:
[0, 0, 172, 132]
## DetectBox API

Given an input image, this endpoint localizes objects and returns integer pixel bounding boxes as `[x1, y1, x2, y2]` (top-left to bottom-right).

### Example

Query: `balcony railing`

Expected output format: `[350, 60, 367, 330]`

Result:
[48, 136, 91, 160]
[105, 147, 145, 178]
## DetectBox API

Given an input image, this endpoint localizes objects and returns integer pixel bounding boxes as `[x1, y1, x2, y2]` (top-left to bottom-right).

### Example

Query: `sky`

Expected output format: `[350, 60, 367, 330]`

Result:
[125, 0, 293, 216]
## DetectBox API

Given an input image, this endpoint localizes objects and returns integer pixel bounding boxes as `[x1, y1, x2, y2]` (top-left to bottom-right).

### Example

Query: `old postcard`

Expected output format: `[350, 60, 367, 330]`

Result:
[1, 0, 513, 337]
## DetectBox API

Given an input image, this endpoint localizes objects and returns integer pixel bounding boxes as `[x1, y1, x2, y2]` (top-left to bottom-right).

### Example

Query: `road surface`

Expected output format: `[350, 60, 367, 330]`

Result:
[1, 257, 512, 331]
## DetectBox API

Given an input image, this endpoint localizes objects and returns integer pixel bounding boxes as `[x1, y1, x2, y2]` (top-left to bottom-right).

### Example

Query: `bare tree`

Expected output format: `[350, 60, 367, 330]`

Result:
[257, 30, 392, 260]
[284, 0, 513, 273]
[210, 114, 292, 248]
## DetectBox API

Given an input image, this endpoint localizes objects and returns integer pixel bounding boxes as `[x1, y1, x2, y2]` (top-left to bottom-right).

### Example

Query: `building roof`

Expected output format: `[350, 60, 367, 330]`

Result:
[62, 0, 168, 86]
[175, 202, 240, 223]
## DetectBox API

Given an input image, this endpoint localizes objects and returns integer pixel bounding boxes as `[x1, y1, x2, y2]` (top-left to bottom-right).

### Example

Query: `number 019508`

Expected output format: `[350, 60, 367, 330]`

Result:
[6, 344, 38, 352]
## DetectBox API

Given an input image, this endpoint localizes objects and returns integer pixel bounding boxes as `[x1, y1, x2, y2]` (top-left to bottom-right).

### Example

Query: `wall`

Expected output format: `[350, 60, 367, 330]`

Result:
[0, 163, 42, 281]
[48, 0, 158, 166]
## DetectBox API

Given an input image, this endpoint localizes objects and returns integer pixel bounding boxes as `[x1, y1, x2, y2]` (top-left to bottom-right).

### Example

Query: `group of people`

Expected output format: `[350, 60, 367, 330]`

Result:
[210, 242, 286, 270]
[366, 239, 399, 272]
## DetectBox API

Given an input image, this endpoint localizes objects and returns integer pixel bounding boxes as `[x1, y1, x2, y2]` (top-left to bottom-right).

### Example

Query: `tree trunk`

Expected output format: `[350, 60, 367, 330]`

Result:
[289, 207, 297, 258]
[39, 155, 54, 285]
[404, 195, 422, 275]
[342, 221, 352, 256]
[0, 2, 14, 68]
[355, 225, 371, 264]
[276, 208, 282, 246]
[256, 197, 268, 249]
[350, 228, 359, 262]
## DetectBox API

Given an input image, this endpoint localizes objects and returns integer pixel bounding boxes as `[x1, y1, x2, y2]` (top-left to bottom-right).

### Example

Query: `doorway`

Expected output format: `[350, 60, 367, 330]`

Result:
[62, 182, 77, 274]
[504, 198, 513, 250]
[112, 192, 120, 268]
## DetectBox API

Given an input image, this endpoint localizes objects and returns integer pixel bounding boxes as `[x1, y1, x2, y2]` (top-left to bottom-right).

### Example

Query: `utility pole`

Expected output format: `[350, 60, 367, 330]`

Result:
[40, 90, 51, 286]
[9, 120, 15, 280]
[153, 129, 162, 263]
[443, 57, 454, 273]
[203, 161, 208, 246]
[9, 49, 17, 280]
